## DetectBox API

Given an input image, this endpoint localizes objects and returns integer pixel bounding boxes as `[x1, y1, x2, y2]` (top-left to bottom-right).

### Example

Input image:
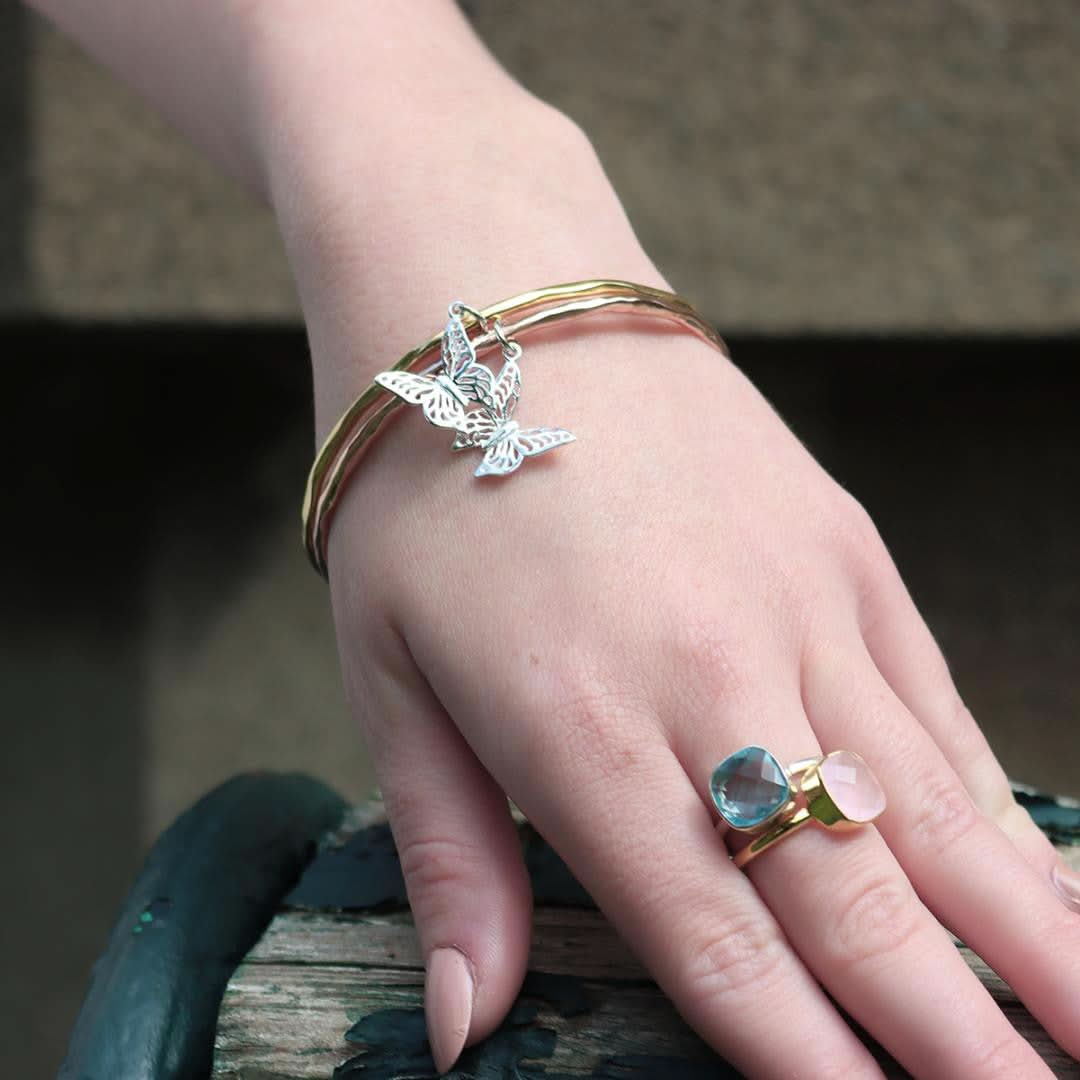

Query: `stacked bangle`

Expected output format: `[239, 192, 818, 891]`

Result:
[302, 278, 727, 580]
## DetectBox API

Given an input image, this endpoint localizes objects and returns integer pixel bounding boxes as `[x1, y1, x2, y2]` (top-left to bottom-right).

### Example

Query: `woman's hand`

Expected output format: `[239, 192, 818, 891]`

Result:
[321, 301, 1080, 1077]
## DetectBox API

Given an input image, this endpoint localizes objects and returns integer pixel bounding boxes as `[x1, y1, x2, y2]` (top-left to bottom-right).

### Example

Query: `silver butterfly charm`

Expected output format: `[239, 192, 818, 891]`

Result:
[451, 354, 576, 477]
[374, 311, 494, 429]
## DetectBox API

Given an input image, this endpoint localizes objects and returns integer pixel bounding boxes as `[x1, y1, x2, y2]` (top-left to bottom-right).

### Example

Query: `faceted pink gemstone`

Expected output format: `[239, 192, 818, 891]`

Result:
[820, 750, 886, 823]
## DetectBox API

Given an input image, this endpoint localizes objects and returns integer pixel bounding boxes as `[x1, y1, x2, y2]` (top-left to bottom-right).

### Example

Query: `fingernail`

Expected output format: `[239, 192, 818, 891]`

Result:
[425, 946, 474, 1074]
[1050, 861, 1080, 913]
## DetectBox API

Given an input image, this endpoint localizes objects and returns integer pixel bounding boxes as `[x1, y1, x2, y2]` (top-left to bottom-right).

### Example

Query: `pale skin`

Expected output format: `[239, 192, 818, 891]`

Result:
[29, 1, 1080, 1076]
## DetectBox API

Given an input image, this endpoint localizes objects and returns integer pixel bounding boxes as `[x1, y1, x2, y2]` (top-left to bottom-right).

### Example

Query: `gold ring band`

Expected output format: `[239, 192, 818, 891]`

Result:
[730, 805, 816, 868]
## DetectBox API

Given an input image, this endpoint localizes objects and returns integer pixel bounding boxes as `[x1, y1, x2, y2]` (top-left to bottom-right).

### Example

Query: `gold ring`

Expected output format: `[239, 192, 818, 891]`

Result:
[708, 745, 887, 870]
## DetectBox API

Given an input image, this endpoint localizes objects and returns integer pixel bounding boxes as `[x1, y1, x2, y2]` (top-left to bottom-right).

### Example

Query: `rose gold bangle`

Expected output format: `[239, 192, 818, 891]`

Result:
[302, 278, 727, 580]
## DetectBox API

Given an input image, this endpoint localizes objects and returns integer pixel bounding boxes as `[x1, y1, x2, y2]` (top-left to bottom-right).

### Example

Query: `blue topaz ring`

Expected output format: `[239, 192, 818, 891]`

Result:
[709, 745, 887, 870]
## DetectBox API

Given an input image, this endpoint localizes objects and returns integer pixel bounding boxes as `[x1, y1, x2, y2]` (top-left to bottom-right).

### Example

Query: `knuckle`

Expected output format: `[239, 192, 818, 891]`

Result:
[965, 1029, 1036, 1078]
[661, 612, 750, 719]
[547, 664, 659, 788]
[682, 910, 789, 1006]
[826, 868, 924, 973]
[757, 548, 824, 644]
[909, 772, 983, 854]
[832, 491, 892, 576]
[397, 834, 485, 918]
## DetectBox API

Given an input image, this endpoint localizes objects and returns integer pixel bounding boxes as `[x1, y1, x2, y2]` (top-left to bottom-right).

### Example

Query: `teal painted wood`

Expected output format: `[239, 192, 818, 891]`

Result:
[60, 772, 347, 1080]
[1012, 783, 1080, 847]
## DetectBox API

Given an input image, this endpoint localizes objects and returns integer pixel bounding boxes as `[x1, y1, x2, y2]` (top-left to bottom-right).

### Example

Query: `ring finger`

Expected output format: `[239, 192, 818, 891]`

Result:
[674, 670, 1053, 1078]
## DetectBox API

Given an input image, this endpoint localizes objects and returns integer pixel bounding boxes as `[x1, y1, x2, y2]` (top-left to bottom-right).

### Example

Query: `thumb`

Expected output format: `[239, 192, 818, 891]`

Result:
[351, 640, 533, 1073]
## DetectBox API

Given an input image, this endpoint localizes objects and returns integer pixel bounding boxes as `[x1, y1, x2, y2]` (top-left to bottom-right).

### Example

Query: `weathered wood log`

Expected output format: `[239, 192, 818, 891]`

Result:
[213, 792, 1080, 1079]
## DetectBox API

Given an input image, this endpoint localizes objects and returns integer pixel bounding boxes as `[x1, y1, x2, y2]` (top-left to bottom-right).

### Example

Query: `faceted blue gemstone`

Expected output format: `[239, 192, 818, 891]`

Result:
[710, 746, 791, 829]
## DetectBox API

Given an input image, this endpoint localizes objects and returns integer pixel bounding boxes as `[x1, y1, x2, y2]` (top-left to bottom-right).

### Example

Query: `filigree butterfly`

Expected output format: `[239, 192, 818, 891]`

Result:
[451, 355, 576, 477]
[374, 312, 494, 429]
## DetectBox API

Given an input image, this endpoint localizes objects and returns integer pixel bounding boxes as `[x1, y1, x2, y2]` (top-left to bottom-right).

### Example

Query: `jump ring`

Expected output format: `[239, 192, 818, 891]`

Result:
[448, 300, 489, 329]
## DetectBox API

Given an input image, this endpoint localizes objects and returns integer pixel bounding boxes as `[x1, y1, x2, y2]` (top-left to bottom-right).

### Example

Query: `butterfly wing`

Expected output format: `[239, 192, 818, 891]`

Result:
[515, 426, 577, 458]
[475, 433, 525, 477]
[451, 408, 497, 451]
[441, 315, 477, 380]
[473, 420, 575, 476]
[375, 370, 436, 406]
[482, 357, 522, 420]
[375, 370, 465, 429]
[419, 390, 467, 429]
[441, 315, 495, 403]
[455, 360, 495, 404]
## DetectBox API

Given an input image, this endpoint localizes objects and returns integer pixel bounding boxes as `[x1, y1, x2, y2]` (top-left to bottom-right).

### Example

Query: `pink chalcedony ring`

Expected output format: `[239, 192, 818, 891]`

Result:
[708, 747, 887, 870]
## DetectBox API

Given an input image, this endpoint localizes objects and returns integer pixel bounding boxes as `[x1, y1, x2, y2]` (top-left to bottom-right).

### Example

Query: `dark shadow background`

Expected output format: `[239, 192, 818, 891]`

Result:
[0, 6, 27, 301]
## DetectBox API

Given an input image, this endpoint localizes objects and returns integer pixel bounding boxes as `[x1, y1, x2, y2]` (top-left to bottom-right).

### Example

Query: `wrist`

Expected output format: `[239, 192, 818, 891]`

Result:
[287, 104, 665, 436]
[240, 3, 666, 433]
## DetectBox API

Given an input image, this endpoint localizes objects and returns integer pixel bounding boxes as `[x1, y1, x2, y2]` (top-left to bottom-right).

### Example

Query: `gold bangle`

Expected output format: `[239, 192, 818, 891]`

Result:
[302, 278, 727, 580]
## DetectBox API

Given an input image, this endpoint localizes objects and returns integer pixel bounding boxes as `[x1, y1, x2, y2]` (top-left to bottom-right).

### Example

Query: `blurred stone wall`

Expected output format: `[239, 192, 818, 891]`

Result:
[4, 1, 1080, 330]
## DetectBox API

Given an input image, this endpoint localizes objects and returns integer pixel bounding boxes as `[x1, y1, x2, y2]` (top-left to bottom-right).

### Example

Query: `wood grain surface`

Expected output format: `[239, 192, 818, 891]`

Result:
[213, 805, 1080, 1079]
